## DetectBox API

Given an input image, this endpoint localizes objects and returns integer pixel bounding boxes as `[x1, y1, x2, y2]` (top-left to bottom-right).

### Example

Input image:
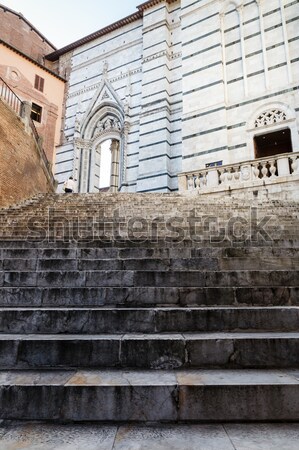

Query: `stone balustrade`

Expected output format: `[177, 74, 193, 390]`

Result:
[178, 152, 299, 196]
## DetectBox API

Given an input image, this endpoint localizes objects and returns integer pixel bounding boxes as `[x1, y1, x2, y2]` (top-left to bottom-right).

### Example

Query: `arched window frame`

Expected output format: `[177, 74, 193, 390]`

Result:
[246, 102, 298, 160]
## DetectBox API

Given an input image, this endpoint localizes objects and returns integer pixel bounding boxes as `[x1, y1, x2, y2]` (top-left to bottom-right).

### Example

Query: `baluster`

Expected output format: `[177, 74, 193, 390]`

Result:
[269, 159, 277, 178]
[261, 162, 268, 178]
[195, 174, 201, 191]
[187, 175, 195, 191]
[252, 163, 260, 179]
[219, 169, 226, 185]
[233, 166, 241, 183]
[202, 171, 208, 189]
[226, 169, 233, 185]
[291, 156, 298, 175]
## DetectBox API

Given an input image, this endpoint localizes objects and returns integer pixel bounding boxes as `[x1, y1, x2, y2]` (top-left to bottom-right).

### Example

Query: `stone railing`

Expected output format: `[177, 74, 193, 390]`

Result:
[178, 152, 299, 194]
[0, 76, 22, 116]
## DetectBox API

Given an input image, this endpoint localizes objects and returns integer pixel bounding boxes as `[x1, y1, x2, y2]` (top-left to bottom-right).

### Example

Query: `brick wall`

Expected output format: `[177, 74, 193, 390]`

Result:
[0, 100, 54, 207]
[0, 6, 55, 63]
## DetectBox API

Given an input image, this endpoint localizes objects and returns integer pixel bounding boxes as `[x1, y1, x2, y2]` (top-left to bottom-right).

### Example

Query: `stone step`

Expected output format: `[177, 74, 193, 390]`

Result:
[0, 195, 296, 207]
[1, 196, 294, 207]
[1, 246, 299, 259]
[0, 332, 298, 369]
[0, 230, 289, 243]
[0, 369, 298, 421]
[2, 269, 297, 288]
[1, 256, 299, 271]
[0, 286, 297, 307]
[0, 193, 298, 424]
[1, 238, 298, 249]
[0, 307, 298, 334]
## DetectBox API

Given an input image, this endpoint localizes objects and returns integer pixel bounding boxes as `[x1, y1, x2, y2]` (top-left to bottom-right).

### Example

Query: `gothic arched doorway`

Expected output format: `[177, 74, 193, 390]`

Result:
[95, 138, 120, 193]
[74, 76, 128, 193]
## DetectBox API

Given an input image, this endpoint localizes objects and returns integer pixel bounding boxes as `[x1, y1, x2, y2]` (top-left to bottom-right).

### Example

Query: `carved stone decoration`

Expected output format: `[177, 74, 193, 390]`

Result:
[101, 91, 110, 101]
[74, 117, 81, 137]
[255, 109, 287, 128]
[241, 165, 251, 181]
[74, 138, 92, 149]
[102, 60, 108, 78]
[93, 115, 122, 139]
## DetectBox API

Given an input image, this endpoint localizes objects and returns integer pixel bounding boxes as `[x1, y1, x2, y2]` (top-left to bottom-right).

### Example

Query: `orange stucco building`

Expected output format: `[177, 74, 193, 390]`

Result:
[0, 4, 66, 164]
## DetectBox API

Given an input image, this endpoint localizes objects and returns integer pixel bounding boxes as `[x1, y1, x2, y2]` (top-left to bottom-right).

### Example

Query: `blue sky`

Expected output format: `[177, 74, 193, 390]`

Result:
[3, 0, 140, 48]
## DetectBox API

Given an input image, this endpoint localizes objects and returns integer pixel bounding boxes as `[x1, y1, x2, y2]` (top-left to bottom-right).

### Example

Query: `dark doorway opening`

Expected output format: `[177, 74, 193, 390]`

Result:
[254, 128, 292, 159]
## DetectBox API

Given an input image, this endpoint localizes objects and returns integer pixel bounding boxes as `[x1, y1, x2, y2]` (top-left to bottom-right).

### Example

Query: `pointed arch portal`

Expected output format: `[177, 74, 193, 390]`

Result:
[74, 77, 127, 193]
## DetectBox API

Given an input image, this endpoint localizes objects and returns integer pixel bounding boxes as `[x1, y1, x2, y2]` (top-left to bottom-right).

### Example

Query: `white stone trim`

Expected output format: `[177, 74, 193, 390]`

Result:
[220, 12, 228, 104]
[237, 5, 248, 98]
[246, 102, 299, 159]
[280, 0, 293, 84]
[256, 0, 269, 90]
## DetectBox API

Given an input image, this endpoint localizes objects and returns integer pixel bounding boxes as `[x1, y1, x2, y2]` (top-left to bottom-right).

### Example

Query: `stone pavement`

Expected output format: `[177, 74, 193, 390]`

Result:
[0, 422, 299, 450]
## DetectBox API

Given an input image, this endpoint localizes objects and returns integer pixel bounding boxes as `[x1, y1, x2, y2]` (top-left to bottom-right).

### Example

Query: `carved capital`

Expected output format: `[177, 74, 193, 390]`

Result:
[74, 137, 92, 150]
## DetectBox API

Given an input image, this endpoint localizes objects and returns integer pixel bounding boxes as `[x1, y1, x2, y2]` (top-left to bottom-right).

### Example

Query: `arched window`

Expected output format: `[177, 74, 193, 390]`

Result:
[253, 109, 291, 158]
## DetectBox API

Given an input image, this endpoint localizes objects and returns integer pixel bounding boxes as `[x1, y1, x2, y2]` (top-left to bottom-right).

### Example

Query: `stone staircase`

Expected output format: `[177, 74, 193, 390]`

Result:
[0, 193, 298, 422]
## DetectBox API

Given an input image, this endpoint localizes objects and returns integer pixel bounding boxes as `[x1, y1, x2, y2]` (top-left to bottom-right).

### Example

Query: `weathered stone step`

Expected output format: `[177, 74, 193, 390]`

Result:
[1, 238, 298, 249]
[0, 307, 298, 334]
[0, 332, 298, 369]
[1, 246, 299, 259]
[1, 257, 220, 271]
[0, 231, 289, 243]
[0, 199, 296, 212]
[1, 196, 294, 208]
[0, 369, 298, 421]
[2, 269, 297, 287]
[1, 256, 299, 271]
[0, 286, 297, 307]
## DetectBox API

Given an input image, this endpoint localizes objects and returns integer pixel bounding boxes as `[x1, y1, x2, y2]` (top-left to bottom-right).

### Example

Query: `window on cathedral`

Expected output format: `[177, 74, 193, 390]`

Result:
[34, 75, 44, 92]
[31, 103, 42, 123]
[254, 128, 292, 159]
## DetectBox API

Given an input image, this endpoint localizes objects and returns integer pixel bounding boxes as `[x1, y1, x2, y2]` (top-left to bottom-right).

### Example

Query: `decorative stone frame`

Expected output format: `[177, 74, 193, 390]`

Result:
[76, 103, 124, 193]
[76, 95, 128, 191]
[246, 102, 298, 160]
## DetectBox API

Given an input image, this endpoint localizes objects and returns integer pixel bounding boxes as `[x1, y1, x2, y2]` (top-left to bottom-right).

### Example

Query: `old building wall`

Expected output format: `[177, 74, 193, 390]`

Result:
[0, 43, 65, 164]
[54, 16, 144, 192]
[54, 0, 299, 193]
[0, 100, 54, 207]
[181, 0, 299, 172]
[136, 1, 182, 192]
[55, 1, 183, 193]
[0, 4, 55, 63]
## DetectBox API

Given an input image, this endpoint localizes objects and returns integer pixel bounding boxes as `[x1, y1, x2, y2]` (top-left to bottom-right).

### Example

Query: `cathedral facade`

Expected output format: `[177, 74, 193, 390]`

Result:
[49, 0, 299, 193]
